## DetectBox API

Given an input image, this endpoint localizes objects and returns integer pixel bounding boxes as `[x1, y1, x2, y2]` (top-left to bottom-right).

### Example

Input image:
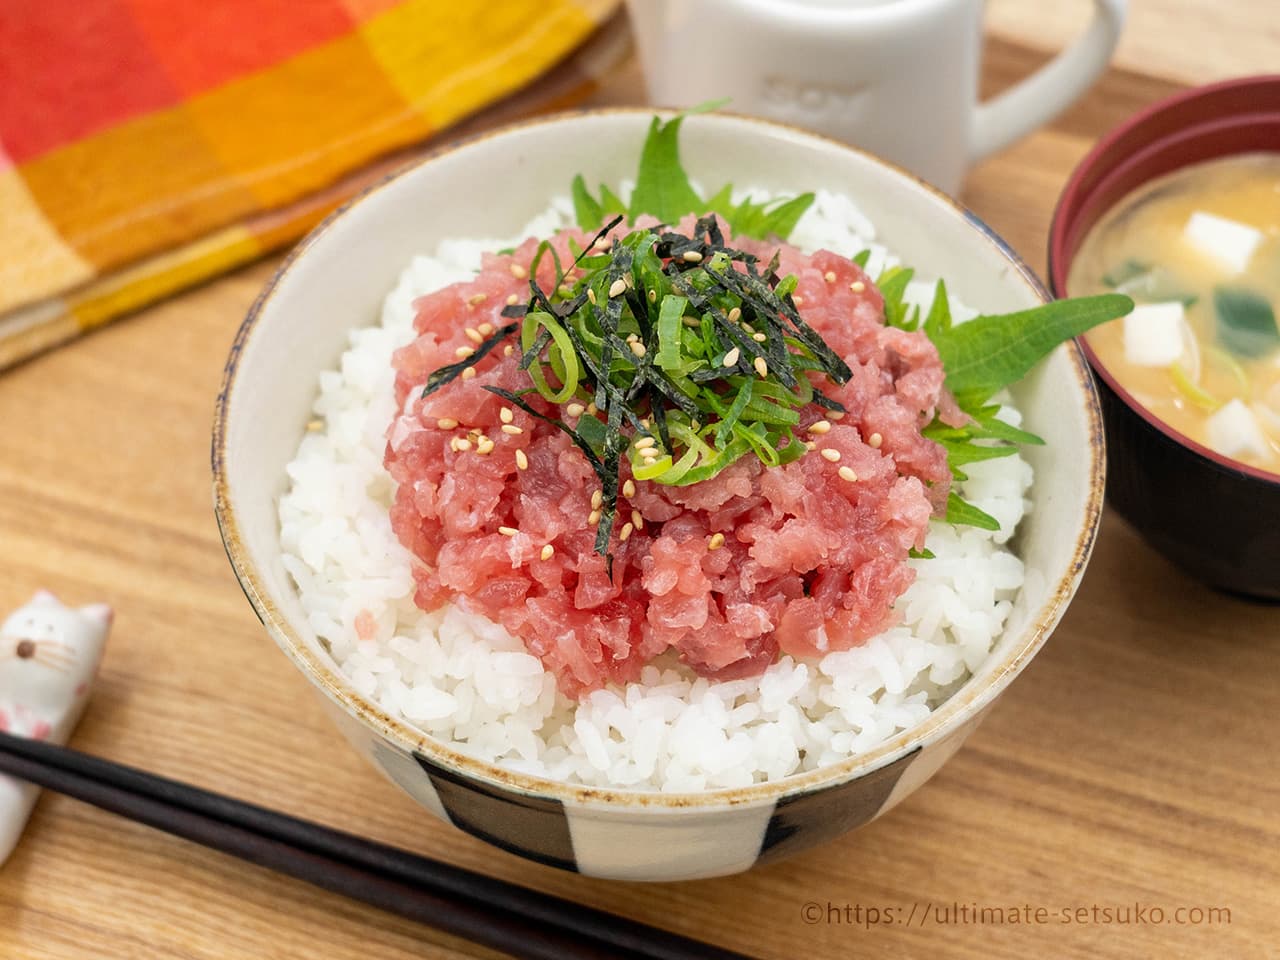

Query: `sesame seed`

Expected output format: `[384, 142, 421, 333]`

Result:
[465, 327, 484, 344]
[824, 271, 837, 283]
[753, 356, 768, 378]
[498, 526, 518, 537]
[468, 293, 487, 307]
[634, 436, 656, 450]
[587, 288, 597, 305]
[722, 347, 741, 367]
[586, 402, 598, 416]
[506, 293, 520, 305]
[648, 289, 657, 302]
[540, 544, 555, 561]
[624, 273, 635, 289]
[588, 509, 601, 526]
[455, 346, 475, 359]
[593, 237, 610, 251]
[515, 449, 529, 470]
[829, 410, 846, 420]
[805, 440, 817, 451]
[868, 432, 883, 449]
[683, 315, 701, 327]
[752, 331, 767, 342]
[566, 402, 585, 418]
[476, 437, 495, 454]
[839, 466, 858, 482]
[851, 280, 866, 293]
[622, 479, 636, 498]
[682, 250, 703, 263]
[741, 322, 755, 334]
[510, 264, 527, 279]
[821, 448, 841, 462]
[500, 407, 513, 423]
[808, 420, 832, 435]
[793, 295, 805, 307]
[727, 307, 742, 323]
[501, 424, 523, 435]
[640, 449, 660, 461]
[503, 344, 514, 357]
[629, 340, 647, 358]
[631, 509, 644, 531]
[453, 438, 472, 452]
[591, 490, 603, 510]
[708, 532, 726, 551]
[619, 522, 634, 542]
[609, 278, 627, 298]
[461, 367, 476, 380]
[437, 418, 458, 430]
[478, 322, 494, 336]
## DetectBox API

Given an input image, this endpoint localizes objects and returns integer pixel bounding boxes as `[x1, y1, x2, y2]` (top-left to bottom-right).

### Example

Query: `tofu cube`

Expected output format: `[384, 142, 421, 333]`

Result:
[1206, 399, 1272, 462]
[1183, 211, 1263, 274]
[1123, 301, 1186, 367]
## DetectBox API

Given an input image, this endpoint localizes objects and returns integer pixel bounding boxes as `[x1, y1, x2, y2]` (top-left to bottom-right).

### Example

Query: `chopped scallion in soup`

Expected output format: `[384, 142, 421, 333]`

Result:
[1069, 153, 1280, 470]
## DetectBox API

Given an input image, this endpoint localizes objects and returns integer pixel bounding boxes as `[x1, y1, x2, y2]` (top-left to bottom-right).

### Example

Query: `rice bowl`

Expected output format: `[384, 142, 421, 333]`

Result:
[213, 109, 1104, 880]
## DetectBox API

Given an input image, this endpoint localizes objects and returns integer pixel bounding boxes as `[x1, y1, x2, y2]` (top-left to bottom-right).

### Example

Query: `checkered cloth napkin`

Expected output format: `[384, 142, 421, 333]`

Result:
[0, 0, 622, 370]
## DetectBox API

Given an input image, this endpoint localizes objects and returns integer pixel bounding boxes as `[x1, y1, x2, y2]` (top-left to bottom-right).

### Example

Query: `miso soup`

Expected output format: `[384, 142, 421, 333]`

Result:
[1069, 153, 1280, 472]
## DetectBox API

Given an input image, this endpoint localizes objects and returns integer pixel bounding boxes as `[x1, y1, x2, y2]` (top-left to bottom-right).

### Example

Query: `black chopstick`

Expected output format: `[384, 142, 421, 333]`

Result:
[0, 733, 755, 960]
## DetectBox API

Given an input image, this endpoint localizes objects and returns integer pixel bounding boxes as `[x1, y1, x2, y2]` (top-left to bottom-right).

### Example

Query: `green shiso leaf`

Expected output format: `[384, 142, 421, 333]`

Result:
[629, 113, 706, 223]
[571, 174, 603, 231]
[932, 293, 1133, 407]
[573, 103, 812, 241]
[1214, 286, 1279, 358]
[945, 492, 1001, 531]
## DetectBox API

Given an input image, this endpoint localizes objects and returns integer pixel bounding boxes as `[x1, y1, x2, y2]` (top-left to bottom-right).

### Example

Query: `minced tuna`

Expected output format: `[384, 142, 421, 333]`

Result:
[385, 220, 956, 697]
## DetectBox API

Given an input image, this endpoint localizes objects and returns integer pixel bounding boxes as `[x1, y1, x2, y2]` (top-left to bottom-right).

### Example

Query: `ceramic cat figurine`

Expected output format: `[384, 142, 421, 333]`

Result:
[0, 591, 111, 865]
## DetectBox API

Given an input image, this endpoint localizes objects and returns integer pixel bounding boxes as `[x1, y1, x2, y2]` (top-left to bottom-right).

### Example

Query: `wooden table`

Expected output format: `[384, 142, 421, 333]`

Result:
[3, 8, 1278, 959]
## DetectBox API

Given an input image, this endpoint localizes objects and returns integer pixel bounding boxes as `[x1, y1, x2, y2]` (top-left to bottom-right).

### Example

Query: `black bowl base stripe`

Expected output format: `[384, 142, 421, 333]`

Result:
[756, 747, 921, 864]
[414, 753, 579, 872]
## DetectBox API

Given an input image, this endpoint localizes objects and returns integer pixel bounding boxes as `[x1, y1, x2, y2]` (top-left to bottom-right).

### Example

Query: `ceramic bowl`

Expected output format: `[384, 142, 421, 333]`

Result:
[213, 109, 1104, 882]
[1049, 75, 1280, 599]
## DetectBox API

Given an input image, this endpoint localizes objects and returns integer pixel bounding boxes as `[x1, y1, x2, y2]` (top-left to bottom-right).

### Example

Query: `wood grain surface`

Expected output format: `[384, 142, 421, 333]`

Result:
[2, 7, 1278, 959]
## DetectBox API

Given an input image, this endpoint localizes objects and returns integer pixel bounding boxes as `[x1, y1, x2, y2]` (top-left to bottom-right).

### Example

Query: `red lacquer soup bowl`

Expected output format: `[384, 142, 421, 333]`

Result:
[1049, 75, 1280, 600]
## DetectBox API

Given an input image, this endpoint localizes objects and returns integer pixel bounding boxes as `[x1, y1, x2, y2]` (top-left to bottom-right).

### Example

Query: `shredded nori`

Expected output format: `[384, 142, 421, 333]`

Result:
[422, 218, 854, 558]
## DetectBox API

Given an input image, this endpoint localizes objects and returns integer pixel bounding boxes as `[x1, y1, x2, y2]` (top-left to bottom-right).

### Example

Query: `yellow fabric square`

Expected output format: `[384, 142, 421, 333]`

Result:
[0, 170, 95, 315]
[18, 107, 259, 275]
[67, 224, 261, 330]
[361, 0, 610, 130]
[189, 33, 428, 208]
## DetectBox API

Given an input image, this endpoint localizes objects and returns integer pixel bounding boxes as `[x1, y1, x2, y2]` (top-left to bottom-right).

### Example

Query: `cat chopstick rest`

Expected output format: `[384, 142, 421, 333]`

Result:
[0, 591, 111, 865]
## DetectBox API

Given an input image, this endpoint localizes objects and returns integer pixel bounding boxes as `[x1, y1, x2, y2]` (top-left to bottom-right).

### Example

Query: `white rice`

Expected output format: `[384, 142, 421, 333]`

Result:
[278, 190, 1031, 792]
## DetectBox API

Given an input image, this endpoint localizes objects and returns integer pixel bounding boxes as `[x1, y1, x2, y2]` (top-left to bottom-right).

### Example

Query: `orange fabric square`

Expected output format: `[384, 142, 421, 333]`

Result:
[0, 0, 179, 163]
[188, 34, 427, 208]
[360, 0, 600, 130]
[20, 106, 259, 271]
[126, 0, 355, 95]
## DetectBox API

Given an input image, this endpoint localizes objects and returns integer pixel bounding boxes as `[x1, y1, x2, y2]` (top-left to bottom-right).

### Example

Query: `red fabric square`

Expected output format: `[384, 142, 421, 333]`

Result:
[126, 0, 354, 95]
[0, 0, 180, 163]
